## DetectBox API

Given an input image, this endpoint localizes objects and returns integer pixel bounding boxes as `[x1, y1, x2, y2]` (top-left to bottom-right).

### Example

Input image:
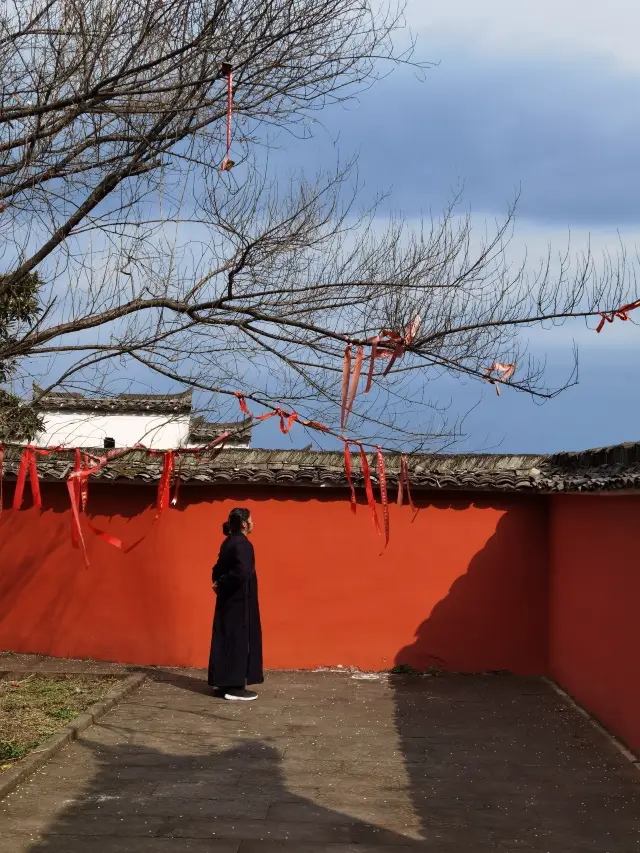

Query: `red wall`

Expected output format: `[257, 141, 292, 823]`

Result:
[0, 483, 548, 675]
[549, 495, 640, 754]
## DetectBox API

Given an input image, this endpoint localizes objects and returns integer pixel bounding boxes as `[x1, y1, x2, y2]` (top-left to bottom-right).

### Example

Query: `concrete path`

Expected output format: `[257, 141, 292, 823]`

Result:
[0, 670, 638, 851]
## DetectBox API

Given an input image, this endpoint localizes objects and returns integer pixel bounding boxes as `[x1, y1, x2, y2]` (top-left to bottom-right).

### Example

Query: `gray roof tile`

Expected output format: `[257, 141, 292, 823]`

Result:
[2, 442, 639, 493]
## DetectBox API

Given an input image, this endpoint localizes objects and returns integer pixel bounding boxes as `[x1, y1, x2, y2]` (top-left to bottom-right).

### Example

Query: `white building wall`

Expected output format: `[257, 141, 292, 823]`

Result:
[37, 412, 190, 449]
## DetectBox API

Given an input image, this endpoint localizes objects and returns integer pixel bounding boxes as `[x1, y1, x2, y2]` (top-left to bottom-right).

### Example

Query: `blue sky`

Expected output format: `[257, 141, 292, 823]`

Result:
[251, 0, 640, 454]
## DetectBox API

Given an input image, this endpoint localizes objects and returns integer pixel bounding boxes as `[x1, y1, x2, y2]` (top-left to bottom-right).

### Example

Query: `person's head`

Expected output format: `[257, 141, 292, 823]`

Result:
[222, 521, 231, 536]
[228, 507, 253, 535]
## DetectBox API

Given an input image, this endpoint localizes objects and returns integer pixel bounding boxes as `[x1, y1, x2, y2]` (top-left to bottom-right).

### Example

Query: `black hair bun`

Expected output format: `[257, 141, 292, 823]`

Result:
[222, 521, 231, 536]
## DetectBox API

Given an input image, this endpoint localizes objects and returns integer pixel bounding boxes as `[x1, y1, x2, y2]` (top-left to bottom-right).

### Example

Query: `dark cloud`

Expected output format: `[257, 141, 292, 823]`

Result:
[266, 44, 640, 225]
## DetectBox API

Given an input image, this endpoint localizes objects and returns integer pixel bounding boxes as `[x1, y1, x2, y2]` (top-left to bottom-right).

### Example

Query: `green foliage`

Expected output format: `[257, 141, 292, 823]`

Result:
[0, 272, 44, 442]
[0, 390, 43, 442]
[0, 740, 39, 761]
[0, 272, 42, 339]
[46, 707, 75, 722]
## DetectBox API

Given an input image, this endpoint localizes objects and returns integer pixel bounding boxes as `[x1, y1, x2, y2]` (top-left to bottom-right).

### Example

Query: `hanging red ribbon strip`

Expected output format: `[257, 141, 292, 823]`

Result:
[12, 445, 62, 510]
[235, 392, 251, 417]
[345, 346, 363, 427]
[2, 385, 420, 559]
[70, 449, 82, 549]
[340, 345, 363, 429]
[0, 443, 4, 517]
[344, 442, 357, 513]
[359, 444, 380, 535]
[68, 448, 123, 566]
[596, 300, 640, 333]
[157, 451, 175, 513]
[13, 446, 39, 510]
[376, 447, 390, 547]
[365, 336, 379, 393]
[338, 317, 421, 431]
[67, 478, 89, 566]
[397, 454, 416, 513]
[483, 361, 515, 396]
[221, 64, 234, 172]
[340, 345, 352, 429]
[172, 457, 183, 507]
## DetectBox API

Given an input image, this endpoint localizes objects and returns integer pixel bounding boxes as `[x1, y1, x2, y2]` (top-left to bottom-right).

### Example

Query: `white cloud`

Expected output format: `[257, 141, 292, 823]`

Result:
[405, 0, 640, 74]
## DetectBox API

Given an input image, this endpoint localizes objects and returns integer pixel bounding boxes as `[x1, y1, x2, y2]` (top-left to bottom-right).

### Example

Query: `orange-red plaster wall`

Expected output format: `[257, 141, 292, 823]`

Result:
[549, 495, 640, 754]
[0, 484, 548, 674]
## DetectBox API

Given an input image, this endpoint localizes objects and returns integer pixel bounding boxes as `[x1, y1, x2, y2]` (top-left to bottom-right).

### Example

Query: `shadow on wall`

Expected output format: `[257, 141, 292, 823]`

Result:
[0, 486, 548, 671]
[388, 505, 640, 848]
[395, 505, 549, 676]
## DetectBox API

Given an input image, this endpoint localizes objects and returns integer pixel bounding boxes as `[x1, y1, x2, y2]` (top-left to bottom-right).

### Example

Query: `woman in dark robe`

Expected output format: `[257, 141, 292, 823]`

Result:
[208, 507, 263, 701]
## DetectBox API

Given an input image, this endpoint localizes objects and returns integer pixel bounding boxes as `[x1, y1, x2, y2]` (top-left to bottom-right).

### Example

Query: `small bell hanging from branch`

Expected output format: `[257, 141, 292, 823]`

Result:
[220, 61, 235, 172]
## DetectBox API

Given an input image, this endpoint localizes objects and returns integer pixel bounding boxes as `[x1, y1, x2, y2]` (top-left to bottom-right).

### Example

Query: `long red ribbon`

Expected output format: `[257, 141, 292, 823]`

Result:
[365, 336, 379, 393]
[157, 451, 175, 512]
[397, 454, 416, 513]
[340, 345, 352, 429]
[0, 443, 4, 517]
[376, 447, 389, 547]
[345, 346, 363, 427]
[68, 448, 123, 566]
[67, 478, 89, 567]
[359, 445, 380, 535]
[221, 65, 234, 171]
[12, 445, 62, 510]
[344, 442, 357, 513]
[71, 449, 82, 549]
[340, 345, 363, 429]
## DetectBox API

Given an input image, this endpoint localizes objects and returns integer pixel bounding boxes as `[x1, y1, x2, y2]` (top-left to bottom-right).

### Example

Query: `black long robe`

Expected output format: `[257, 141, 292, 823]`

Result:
[208, 532, 264, 688]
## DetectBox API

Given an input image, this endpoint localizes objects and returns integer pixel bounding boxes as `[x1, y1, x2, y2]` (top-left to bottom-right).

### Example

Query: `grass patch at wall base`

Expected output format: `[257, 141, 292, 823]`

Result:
[0, 674, 118, 770]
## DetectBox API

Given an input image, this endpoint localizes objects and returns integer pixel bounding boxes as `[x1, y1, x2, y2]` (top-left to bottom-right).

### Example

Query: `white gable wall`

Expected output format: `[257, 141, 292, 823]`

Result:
[37, 412, 190, 449]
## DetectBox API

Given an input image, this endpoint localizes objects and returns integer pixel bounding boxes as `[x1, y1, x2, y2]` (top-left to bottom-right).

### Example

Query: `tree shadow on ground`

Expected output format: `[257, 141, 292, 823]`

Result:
[16, 739, 428, 852]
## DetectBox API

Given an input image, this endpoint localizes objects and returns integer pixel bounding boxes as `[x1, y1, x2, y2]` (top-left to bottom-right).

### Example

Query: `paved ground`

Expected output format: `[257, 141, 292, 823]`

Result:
[0, 668, 638, 852]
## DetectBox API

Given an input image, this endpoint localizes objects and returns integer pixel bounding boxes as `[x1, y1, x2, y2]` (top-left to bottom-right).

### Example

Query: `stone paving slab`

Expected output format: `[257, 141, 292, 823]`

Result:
[0, 669, 638, 852]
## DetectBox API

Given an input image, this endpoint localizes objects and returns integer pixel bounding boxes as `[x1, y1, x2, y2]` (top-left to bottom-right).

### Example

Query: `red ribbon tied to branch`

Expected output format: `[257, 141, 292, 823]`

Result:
[596, 300, 640, 333]
[234, 393, 298, 434]
[374, 315, 422, 378]
[483, 361, 515, 396]
[220, 63, 234, 172]
[341, 317, 421, 429]
[340, 345, 363, 429]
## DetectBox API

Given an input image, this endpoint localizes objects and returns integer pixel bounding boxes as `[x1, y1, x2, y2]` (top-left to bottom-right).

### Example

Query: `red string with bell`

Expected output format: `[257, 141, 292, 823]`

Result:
[221, 63, 234, 172]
